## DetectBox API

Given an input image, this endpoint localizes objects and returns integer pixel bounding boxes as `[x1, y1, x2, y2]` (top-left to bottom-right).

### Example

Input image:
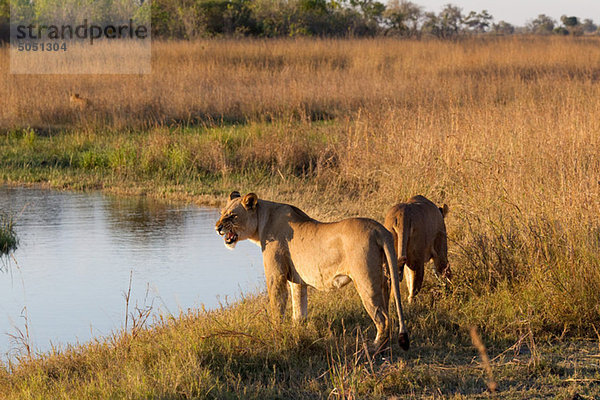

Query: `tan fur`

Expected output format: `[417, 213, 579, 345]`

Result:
[215, 191, 409, 350]
[384, 195, 450, 303]
[69, 93, 90, 110]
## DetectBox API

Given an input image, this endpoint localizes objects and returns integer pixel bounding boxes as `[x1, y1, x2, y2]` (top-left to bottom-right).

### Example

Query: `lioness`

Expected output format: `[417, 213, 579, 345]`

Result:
[384, 195, 450, 304]
[69, 93, 90, 110]
[216, 191, 409, 350]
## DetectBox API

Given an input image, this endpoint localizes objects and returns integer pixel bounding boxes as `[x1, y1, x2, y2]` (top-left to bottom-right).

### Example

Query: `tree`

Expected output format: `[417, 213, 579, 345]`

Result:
[560, 15, 583, 36]
[349, 0, 385, 23]
[300, 0, 329, 15]
[421, 11, 440, 37]
[560, 15, 579, 28]
[250, 0, 298, 37]
[581, 19, 598, 34]
[0, 0, 7, 42]
[553, 26, 569, 35]
[491, 20, 514, 35]
[463, 9, 493, 33]
[0, 0, 7, 23]
[438, 3, 463, 37]
[383, 0, 422, 36]
[528, 14, 555, 35]
[422, 3, 464, 38]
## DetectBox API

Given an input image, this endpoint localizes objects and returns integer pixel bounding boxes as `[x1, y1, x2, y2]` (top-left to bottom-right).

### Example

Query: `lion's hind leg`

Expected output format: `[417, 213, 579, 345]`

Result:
[404, 260, 424, 304]
[353, 273, 389, 347]
[433, 231, 451, 281]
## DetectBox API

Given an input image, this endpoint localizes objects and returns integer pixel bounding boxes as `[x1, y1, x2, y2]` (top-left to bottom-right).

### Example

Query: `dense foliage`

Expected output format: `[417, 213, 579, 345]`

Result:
[1, 0, 599, 39]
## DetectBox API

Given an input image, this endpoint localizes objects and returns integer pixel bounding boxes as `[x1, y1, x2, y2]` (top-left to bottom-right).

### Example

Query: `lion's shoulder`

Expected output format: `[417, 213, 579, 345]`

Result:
[289, 205, 312, 221]
[260, 200, 313, 223]
[406, 195, 436, 207]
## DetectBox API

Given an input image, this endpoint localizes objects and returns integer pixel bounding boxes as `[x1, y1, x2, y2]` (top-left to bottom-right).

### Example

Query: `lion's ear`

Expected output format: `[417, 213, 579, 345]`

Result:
[229, 191, 241, 200]
[242, 193, 258, 210]
[439, 204, 449, 218]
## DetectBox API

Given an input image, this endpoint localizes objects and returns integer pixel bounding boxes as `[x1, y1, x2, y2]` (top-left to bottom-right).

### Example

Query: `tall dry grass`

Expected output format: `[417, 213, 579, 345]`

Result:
[2, 36, 600, 128]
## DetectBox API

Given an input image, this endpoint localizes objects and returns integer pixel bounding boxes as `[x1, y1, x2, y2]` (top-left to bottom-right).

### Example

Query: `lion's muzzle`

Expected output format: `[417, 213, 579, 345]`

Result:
[224, 231, 238, 245]
[216, 221, 239, 248]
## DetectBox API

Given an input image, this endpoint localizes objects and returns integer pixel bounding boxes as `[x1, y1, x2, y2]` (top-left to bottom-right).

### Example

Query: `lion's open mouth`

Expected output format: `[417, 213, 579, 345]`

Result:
[224, 231, 238, 245]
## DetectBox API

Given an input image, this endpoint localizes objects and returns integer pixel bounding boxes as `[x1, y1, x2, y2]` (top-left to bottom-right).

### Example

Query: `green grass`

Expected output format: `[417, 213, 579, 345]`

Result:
[0, 122, 334, 199]
[0, 212, 18, 256]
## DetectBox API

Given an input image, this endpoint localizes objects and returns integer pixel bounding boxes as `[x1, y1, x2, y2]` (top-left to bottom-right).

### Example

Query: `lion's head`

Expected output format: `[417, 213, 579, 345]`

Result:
[215, 191, 258, 249]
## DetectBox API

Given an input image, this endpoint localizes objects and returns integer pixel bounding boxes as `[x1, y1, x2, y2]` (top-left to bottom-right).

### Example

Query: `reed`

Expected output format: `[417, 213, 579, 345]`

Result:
[0, 212, 17, 256]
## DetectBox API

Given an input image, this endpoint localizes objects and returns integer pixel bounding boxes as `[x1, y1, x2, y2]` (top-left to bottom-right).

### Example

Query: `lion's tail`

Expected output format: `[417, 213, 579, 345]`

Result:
[381, 231, 409, 351]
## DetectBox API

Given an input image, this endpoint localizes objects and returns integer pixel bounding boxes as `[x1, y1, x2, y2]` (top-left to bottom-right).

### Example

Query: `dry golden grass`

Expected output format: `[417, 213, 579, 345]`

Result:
[2, 36, 600, 128]
[1, 36, 600, 398]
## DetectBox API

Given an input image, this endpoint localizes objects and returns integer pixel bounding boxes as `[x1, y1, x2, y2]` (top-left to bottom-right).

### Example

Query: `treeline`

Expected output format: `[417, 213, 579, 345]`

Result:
[149, 0, 600, 38]
[1, 0, 599, 39]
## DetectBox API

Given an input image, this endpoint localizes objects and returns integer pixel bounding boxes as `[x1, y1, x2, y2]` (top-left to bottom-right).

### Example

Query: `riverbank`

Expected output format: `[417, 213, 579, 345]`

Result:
[0, 121, 336, 211]
[1, 37, 600, 398]
[1, 285, 599, 399]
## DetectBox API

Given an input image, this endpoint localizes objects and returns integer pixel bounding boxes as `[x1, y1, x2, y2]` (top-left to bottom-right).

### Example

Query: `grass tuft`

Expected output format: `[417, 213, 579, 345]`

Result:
[0, 212, 18, 256]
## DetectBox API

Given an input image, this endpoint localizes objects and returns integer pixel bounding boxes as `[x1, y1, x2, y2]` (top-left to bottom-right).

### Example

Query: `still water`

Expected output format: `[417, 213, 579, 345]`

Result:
[0, 186, 264, 358]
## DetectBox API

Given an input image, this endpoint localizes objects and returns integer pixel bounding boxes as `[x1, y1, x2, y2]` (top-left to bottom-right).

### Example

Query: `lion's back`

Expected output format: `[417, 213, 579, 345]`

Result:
[385, 196, 444, 232]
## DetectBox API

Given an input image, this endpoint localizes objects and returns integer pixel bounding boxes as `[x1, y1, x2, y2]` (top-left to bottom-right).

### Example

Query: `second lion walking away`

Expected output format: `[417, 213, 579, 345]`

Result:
[384, 195, 451, 303]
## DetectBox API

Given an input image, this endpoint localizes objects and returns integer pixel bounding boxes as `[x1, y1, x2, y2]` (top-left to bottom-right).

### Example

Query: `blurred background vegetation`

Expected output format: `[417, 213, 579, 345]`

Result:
[1, 0, 599, 40]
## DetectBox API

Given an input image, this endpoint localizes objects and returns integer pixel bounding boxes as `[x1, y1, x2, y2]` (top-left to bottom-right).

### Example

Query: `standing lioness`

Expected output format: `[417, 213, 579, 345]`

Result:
[216, 191, 409, 350]
[384, 195, 450, 303]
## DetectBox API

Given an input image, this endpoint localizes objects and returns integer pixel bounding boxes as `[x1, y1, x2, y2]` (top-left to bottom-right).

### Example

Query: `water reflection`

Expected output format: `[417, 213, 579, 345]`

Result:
[0, 186, 264, 357]
[105, 196, 187, 242]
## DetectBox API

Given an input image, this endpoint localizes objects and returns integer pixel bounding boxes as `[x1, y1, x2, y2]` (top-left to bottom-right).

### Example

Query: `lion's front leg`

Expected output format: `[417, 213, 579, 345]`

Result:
[263, 247, 289, 320]
[289, 282, 307, 321]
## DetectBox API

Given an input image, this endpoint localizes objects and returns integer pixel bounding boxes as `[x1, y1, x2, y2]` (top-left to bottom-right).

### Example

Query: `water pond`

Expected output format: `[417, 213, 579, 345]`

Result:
[0, 186, 264, 358]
